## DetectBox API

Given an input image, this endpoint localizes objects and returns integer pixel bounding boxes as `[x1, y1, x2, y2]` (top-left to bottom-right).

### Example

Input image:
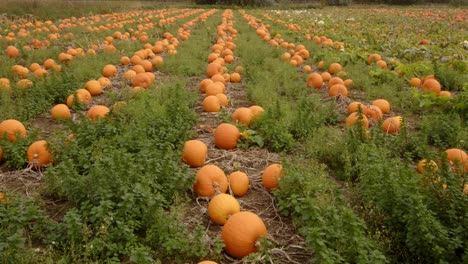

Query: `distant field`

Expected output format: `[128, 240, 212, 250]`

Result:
[0, 3, 467, 264]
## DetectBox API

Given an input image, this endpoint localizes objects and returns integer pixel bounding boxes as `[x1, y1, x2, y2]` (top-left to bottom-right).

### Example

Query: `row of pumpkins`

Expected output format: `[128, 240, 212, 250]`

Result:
[0, 10, 219, 166]
[182, 10, 285, 263]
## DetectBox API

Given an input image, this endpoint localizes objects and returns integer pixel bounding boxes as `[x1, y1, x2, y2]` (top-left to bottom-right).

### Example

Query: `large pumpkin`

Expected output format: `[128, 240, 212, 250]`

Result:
[221, 211, 267, 258]
[345, 112, 369, 129]
[232, 108, 253, 126]
[214, 123, 240, 150]
[262, 164, 283, 190]
[50, 104, 71, 120]
[193, 165, 228, 197]
[0, 119, 27, 142]
[182, 140, 208, 167]
[445, 148, 468, 172]
[27, 140, 51, 166]
[382, 116, 402, 134]
[208, 193, 240, 225]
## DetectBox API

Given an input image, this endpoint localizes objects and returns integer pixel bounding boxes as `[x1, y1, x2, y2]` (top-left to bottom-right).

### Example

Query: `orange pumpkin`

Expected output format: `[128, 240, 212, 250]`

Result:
[85, 80, 103, 96]
[445, 148, 468, 172]
[0, 119, 27, 142]
[216, 94, 229, 107]
[50, 104, 71, 120]
[409, 78, 421, 87]
[347, 102, 367, 114]
[205, 82, 224, 96]
[6, 46, 19, 58]
[328, 63, 342, 74]
[208, 193, 241, 225]
[382, 116, 402, 134]
[417, 159, 438, 174]
[66, 89, 92, 107]
[102, 64, 117, 77]
[372, 99, 390, 114]
[262, 164, 283, 190]
[230, 73, 241, 83]
[365, 105, 383, 121]
[421, 79, 441, 95]
[193, 164, 228, 197]
[346, 112, 369, 129]
[206, 62, 223, 77]
[232, 108, 253, 126]
[27, 140, 51, 166]
[198, 261, 218, 264]
[182, 140, 207, 167]
[249, 105, 264, 120]
[307, 73, 323, 89]
[199, 79, 214, 93]
[329, 84, 348, 97]
[87, 105, 110, 122]
[203, 96, 221, 112]
[229, 171, 249, 197]
[221, 211, 267, 258]
[214, 123, 240, 150]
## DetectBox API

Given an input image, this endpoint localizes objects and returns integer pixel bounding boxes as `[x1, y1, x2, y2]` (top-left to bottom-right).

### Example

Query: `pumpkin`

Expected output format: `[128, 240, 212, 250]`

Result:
[199, 79, 214, 93]
[232, 108, 253, 126]
[0, 119, 27, 142]
[234, 66, 244, 74]
[208, 193, 241, 225]
[27, 140, 51, 166]
[346, 112, 369, 129]
[303, 65, 312, 73]
[382, 116, 402, 134]
[229, 171, 249, 197]
[0, 192, 7, 203]
[120, 56, 131, 65]
[211, 74, 225, 84]
[205, 82, 225, 96]
[409, 78, 421, 87]
[417, 159, 438, 174]
[85, 80, 103, 96]
[102, 64, 117, 77]
[214, 123, 240, 150]
[249, 105, 264, 120]
[307, 73, 323, 89]
[0, 78, 11, 91]
[216, 94, 229, 107]
[206, 62, 223, 77]
[343, 79, 353, 87]
[329, 84, 348, 97]
[445, 148, 468, 172]
[367, 53, 382, 65]
[439, 91, 451, 97]
[365, 105, 383, 121]
[372, 99, 390, 114]
[17, 79, 33, 89]
[198, 261, 218, 264]
[98, 77, 111, 87]
[230, 73, 241, 83]
[50, 104, 71, 120]
[203, 96, 221, 112]
[87, 105, 110, 122]
[347, 102, 367, 114]
[376, 60, 387, 69]
[321, 72, 332, 82]
[133, 72, 153, 88]
[182, 140, 208, 167]
[6, 46, 19, 58]
[421, 79, 441, 95]
[0, 147, 3, 161]
[193, 164, 228, 197]
[262, 164, 283, 190]
[328, 77, 344, 87]
[328, 63, 342, 74]
[66, 89, 92, 107]
[221, 211, 267, 258]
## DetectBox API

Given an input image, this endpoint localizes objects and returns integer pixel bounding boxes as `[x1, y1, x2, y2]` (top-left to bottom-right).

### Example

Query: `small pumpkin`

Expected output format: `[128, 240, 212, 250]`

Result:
[85, 80, 103, 96]
[417, 159, 438, 174]
[199, 79, 214, 93]
[208, 193, 241, 225]
[87, 105, 110, 122]
[66, 89, 92, 107]
[372, 99, 390, 114]
[214, 123, 240, 150]
[50, 104, 71, 120]
[221, 211, 267, 258]
[182, 140, 208, 167]
[102, 64, 117, 77]
[421, 79, 441, 95]
[329, 84, 348, 97]
[262, 164, 283, 190]
[232, 108, 253, 126]
[193, 164, 228, 197]
[0, 119, 27, 142]
[27, 140, 51, 166]
[229, 171, 249, 197]
[347, 102, 367, 115]
[307, 73, 323, 89]
[346, 112, 369, 129]
[216, 94, 229, 107]
[382, 116, 402, 134]
[203, 96, 221, 112]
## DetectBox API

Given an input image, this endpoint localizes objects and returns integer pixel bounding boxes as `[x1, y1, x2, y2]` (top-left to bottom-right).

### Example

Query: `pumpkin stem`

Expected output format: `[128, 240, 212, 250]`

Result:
[33, 153, 39, 159]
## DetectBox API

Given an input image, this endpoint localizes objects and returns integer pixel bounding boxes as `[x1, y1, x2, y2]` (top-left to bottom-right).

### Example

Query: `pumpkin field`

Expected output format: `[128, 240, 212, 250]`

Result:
[0, 2, 467, 263]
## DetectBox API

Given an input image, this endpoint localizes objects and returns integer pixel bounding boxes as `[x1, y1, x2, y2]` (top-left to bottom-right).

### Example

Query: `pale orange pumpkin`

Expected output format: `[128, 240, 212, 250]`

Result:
[87, 105, 110, 122]
[182, 140, 208, 167]
[85, 80, 103, 96]
[197, 261, 218, 264]
[262, 164, 283, 190]
[365, 105, 383, 121]
[372, 99, 390, 114]
[203, 96, 221, 112]
[221, 211, 267, 258]
[199, 79, 214, 93]
[208, 193, 241, 225]
[249, 105, 264, 120]
[228, 171, 249, 197]
[216, 94, 229, 107]
[66, 89, 92, 107]
[347, 102, 367, 115]
[230, 73, 241, 83]
[27, 140, 51, 166]
[102, 64, 117, 77]
[50, 104, 71, 120]
[0, 119, 27, 142]
[193, 164, 228, 197]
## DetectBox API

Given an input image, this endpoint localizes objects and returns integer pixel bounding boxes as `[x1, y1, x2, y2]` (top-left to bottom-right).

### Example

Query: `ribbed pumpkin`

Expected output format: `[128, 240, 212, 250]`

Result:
[193, 165, 228, 197]
[307, 73, 323, 89]
[85, 80, 103, 96]
[214, 123, 240, 150]
[208, 193, 241, 225]
[372, 99, 390, 114]
[182, 140, 207, 167]
[229, 171, 249, 197]
[0, 119, 27, 142]
[27, 140, 51, 166]
[445, 148, 467, 172]
[222, 211, 267, 258]
[262, 164, 283, 190]
[87, 105, 110, 122]
[232, 108, 253, 126]
[382, 116, 402, 134]
[50, 104, 71, 120]
[67, 89, 92, 107]
[346, 112, 369, 129]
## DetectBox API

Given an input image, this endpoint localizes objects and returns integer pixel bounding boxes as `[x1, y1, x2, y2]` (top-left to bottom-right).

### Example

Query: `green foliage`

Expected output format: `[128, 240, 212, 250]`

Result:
[275, 160, 387, 263]
[325, 0, 352, 6]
